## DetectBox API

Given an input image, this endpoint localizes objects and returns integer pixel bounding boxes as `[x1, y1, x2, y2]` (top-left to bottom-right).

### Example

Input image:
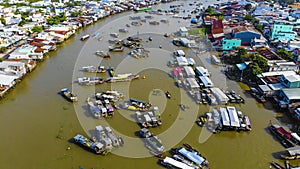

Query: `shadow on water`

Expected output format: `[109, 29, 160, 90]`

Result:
[272, 151, 284, 159]
[82, 105, 93, 118]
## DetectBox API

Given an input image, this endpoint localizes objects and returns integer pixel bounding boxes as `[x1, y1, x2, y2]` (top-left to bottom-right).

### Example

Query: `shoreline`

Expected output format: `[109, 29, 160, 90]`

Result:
[0, 0, 180, 99]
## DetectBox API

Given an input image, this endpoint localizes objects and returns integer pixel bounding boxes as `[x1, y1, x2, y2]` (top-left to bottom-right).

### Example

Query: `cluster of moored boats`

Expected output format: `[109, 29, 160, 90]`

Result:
[78, 66, 140, 85]
[87, 91, 124, 118]
[169, 50, 245, 105]
[136, 106, 162, 128]
[123, 98, 152, 112]
[158, 144, 209, 169]
[196, 106, 251, 133]
[73, 125, 124, 155]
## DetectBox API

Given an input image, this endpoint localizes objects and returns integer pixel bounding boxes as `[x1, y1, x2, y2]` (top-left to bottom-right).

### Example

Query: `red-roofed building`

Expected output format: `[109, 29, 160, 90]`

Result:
[212, 20, 224, 41]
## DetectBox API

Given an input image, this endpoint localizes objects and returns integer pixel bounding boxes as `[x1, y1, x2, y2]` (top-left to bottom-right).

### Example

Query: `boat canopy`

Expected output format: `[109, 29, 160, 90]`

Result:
[292, 133, 300, 142]
[199, 76, 214, 88]
[220, 107, 230, 126]
[163, 157, 194, 169]
[178, 147, 205, 165]
[130, 98, 147, 104]
[183, 66, 195, 77]
[286, 146, 300, 156]
[226, 106, 240, 127]
[195, 66, 209, 77]
[186, 78, 200, 89]
[210, 87, 229, 104]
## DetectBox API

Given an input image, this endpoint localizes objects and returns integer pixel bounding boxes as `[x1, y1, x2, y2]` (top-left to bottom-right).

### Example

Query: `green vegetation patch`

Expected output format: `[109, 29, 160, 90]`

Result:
[188, 28, 206, 37]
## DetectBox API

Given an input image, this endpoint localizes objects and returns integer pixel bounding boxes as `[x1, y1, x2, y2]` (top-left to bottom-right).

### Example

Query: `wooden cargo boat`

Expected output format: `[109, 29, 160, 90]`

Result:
[60, 88, 78, 102]
[109, 46, 124, 52]
[73, 134, 106, 154]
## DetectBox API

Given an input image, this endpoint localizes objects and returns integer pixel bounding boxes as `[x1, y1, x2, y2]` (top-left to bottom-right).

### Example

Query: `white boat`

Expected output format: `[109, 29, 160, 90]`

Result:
[78, 77, 104, 85]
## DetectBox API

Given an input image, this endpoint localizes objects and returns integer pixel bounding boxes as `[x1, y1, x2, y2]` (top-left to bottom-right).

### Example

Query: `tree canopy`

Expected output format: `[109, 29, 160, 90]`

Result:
[276, 49, 293, 61]
[245, 4, 252, 11]
[31, 26, 43, 33]
[47, 13, 67, 25]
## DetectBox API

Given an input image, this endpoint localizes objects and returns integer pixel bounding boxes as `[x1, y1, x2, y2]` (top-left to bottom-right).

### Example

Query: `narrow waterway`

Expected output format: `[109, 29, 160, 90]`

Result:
[0, 1, 298, 169]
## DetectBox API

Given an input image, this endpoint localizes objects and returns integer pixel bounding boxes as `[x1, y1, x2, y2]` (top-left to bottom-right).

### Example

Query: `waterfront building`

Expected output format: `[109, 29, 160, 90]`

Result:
[0, 74, 17, 94]
[179, 27, 188, 37]
[271, 21, 296, 41]
[0, 61, 26, 78]
[232, 26, 262, 45]
[211, 19, 224, 41]
[281, 74, 300, 88]
[222, 38, 241, 51]
[279, 88, 300, 108]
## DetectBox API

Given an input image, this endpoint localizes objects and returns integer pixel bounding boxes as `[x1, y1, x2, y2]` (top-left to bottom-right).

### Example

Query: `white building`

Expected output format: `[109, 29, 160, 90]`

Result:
[0, 61, 26, 78]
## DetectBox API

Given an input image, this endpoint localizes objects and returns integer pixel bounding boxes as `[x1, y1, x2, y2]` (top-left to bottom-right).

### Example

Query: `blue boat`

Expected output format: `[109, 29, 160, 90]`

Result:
[177, 147, 209, 166]
[73, 134, 105, 154]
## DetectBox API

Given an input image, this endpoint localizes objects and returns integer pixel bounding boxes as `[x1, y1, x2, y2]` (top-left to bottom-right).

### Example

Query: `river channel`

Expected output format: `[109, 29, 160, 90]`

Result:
[0, 0, 297, 169]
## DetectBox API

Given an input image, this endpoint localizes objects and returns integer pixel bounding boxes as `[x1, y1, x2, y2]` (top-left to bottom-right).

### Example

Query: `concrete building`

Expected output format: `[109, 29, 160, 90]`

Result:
[222, 38, 241, 51]
[271, 21, 296, 41]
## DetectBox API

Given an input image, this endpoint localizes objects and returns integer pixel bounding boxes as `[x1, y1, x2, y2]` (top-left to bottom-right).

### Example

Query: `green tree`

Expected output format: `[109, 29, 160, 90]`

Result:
[19, 20, 27, 26]
[0, 17, 6, 25]
[218, 15, 224, 20]
[206, 7, 214, 15]
[0, 46, 6, 53]
[244, 14, 254, 21]
[245, 4, 252, 11]
[31, 26, 43, 33]
[276, 49, 293, 61]
[256, 24, 263, 32]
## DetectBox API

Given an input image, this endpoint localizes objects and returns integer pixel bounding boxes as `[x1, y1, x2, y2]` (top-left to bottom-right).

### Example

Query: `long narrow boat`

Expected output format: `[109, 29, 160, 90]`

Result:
[80, 35, 90, 41]
[269, 124, 294, 148]
[60, 88, 78, 102]
[81, 66, 106, 73]
[78, 77, 104, 85]
[106, 73, 139, 83]
[177, 147, 209, 166]
[281, 146, 300, 160]
[73, 134, 105, 154]
[271, 161, 285, 169]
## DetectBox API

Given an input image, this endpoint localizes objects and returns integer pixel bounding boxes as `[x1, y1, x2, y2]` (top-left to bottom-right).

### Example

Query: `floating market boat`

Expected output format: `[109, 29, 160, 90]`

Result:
[105, 126, 122, 147]
[95, 125, 113, 150]
[60, 88, 78, 102]
[109, 46, 124, 52]
[269, 124, 295, 148]
[106, 73, 139, 83]
[134, 6, 153, 12]
[163, 157, 195, 169]
[136, 107, 162, 128]
[119, 28, 128, 33]
[123, 98, 152, 112]
[281, 146, 300, 160]
[78, 77, 104, 85]
[81, 66, 106, 73]
[270, 161, 285, 169]
[95, 51, 111, 58]
[108, 67, 115, 77]
[177, 147, 209, 166]
[73, 134, 105, 154]
[110, 33, 119, 38]
[87, 97, 101, 119]
[165, 91, 171, 99]
[80, 35, 90, 41]
[139, 128, 165, 153]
